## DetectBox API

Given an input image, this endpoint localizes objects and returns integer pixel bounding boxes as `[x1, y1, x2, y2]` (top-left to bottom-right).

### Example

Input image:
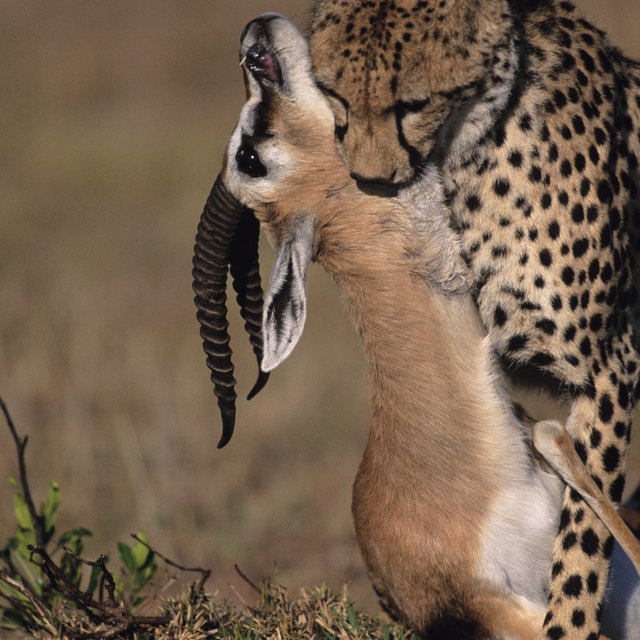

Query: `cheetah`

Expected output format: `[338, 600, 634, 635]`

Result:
[309, 1, 640, 638]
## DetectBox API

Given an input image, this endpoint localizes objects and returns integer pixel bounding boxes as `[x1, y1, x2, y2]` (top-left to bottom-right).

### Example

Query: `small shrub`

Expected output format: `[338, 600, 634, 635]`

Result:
[0, 398, 412, 639]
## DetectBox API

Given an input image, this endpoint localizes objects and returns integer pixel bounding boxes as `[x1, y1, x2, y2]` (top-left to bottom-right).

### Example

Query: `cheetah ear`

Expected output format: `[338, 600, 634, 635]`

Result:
[261, 218, 314, 372]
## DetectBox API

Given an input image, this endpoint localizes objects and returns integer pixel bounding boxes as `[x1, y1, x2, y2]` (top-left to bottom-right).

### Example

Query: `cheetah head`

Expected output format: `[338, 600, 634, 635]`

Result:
[309, 0, 515, 185]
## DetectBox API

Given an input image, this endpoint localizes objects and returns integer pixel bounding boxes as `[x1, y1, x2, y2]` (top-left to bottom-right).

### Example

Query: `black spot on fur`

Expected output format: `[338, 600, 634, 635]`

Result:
[563, 575, 583, 597]
[465, 194, 482, 211]
[493, 179, 511, 196]
[602, 535, 615, 559]
[574, 439, 588, 464]
[539, 249, 553, 266]
[598, 394, 613, 423]
[546, 627, 565, 640]
[571, 609, 586, 628]
[508, 334, 528, 351]
[609, 475, 625, 503]
[580, 529, 599, 556]
[587, 571, 599, 593]
[493, 306, 507, 326]
[563, 532, 577, 550]
[602, 445, 620, 473]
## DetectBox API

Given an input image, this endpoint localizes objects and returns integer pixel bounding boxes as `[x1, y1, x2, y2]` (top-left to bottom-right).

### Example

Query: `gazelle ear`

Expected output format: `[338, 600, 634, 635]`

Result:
[261, 220, 314, 372]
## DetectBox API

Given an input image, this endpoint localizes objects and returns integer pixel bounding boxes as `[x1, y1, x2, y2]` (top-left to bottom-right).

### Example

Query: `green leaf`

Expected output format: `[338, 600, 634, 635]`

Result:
[61, 552, 82, 587]
[113, 574, 124, 596]
[131, 532, 150, 568]
[0, 606, 38, 632]
[10, 551, 42, 597]
[117, 542, 135, 573]
[0, 579, 30, 605]
[13, 493, 32, 532]
[346, 605, 358, 630]
[58, 527, 92, 547]
[54, 526, 92, 589]
[13, 522, 36, 564]
[42, 482, 61, 537]
[86, 565, 102, 598]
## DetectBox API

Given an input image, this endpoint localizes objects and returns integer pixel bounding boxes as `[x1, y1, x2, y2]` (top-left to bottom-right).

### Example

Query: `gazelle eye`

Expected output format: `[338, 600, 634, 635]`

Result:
[236, 139, 267, 177]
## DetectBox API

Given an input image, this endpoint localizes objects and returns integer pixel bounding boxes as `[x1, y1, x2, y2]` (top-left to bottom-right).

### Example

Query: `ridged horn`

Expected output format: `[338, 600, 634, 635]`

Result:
[230, 211, 270, 400]
[193, 174, 251, 448]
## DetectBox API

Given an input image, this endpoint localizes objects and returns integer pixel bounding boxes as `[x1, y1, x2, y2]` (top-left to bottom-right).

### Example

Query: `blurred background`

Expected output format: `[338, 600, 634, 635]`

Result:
[1, 0, 639, 614]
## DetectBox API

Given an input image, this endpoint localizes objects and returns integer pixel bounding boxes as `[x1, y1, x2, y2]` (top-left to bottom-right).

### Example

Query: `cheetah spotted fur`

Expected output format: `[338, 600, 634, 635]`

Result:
[309, 0, 640, 638]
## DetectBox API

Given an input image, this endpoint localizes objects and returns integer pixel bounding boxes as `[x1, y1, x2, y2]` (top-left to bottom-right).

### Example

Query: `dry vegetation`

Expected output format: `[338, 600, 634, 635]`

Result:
[1, 0, 640, 633]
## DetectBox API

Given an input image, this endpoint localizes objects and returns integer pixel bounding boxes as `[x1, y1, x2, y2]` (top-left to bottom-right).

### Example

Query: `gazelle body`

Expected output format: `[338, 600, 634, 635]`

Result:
[192, 14, 640, 639]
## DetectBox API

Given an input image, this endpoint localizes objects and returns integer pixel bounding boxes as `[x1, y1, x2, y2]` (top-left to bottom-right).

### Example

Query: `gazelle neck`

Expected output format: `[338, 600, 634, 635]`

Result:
[343, 262, 515, 461]
[311, 178, 564, 620]
[315, 189, 533, 500]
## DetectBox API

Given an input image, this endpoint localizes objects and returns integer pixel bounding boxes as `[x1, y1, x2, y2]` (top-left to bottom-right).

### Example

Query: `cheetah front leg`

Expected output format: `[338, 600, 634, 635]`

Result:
[540, 331, 639, 640]
[533, 419, 640, 575]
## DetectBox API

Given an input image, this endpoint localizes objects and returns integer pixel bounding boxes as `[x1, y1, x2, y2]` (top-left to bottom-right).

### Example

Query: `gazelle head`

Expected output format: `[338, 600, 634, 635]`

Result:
[192, 14, 349, 447]
[193, 14, 461, 447]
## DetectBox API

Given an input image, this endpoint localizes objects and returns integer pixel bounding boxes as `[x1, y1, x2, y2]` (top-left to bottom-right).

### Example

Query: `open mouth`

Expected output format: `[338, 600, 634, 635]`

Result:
[244, 42, 282, 84]
[354, 181, 401, 198]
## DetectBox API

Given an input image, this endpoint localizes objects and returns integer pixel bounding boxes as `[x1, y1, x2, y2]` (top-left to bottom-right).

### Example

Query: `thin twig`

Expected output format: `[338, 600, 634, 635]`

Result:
[234, 564, 261, 595]
[0, 396, 46, 547]
[97, 555, 117, 603]
[68, 621, 131, 640]
[56, 541, 117, 604]
[66, 613, 172, 639]
[28, 545, 112, 624]
[130, 533, 211, 590]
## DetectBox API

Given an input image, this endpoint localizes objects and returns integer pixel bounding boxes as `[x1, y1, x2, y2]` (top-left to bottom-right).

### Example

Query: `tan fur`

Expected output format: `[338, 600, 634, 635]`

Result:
[309, 0, 513, 182]
[309, 1, 640, 637]
[227, 14, 640, 637]
[255, 148, 542, 637]
[621, 485, 640, 534]
[256, 143, 639, 635]
[534, 420, 640, 575]
[230, 60, 538, 632]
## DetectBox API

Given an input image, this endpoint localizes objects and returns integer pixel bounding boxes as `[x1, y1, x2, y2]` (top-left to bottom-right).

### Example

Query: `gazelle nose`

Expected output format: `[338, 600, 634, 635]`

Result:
[240, 14, 282, 45]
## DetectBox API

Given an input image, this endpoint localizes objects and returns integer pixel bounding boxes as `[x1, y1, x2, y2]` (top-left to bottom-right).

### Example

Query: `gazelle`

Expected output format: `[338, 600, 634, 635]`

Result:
[192, 14, 640, 639]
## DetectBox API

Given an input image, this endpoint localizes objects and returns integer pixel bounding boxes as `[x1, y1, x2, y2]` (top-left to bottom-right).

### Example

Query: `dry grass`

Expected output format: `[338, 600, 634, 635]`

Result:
[6, 577, 414, 640]
[0, 0, 639, 624]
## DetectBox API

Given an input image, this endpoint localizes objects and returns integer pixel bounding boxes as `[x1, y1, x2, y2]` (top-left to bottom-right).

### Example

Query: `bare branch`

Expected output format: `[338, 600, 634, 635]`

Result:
[130, 533, 211, 591]
[234, 564, 261, 595]
[29, 545, 112, 624]
[68, 622, 131, 640]
[0, 396, 46, 547]
[56, 542, 117, 604]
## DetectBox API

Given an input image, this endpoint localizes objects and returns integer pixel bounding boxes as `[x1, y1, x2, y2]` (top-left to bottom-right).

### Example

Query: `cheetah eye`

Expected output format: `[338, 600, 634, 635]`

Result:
[236, 137, 267, 178]
[326, 95, 349, 141]
[334, 121, 348, 142]
[317, 83, 349, 141]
